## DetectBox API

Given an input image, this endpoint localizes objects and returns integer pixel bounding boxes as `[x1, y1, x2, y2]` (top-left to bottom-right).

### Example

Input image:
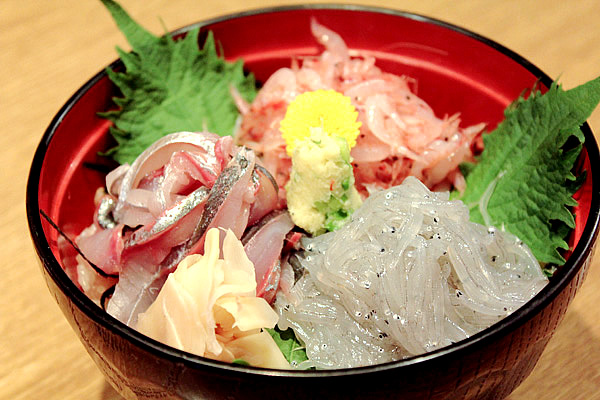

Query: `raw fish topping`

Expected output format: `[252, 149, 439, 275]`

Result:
[75, 131, 283, 328]
[276, 177, 548, 368]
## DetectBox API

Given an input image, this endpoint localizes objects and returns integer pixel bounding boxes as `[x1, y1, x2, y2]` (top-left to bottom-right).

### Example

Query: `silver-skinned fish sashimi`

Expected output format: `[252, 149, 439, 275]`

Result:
[74, 131, 286, 326]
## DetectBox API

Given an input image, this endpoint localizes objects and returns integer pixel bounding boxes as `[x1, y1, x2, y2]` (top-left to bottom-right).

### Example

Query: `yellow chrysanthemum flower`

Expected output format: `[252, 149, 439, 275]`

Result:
[280, 90, 361, 156]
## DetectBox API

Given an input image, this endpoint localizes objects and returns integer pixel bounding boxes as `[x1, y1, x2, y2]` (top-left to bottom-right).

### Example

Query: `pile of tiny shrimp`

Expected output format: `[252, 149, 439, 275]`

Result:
[235, 20, 486, 200]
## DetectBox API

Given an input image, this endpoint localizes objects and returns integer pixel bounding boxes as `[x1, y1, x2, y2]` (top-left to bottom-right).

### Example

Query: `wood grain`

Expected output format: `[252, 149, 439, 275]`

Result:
[2, 1, 599, 399]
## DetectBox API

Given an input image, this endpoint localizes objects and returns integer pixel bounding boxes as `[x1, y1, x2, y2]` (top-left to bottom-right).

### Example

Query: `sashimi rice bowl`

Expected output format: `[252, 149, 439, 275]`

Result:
[27, 3, 600, 400]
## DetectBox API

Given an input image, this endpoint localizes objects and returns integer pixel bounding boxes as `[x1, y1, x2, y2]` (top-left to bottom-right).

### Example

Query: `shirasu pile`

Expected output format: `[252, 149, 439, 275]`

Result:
[275, 177, 548, 369]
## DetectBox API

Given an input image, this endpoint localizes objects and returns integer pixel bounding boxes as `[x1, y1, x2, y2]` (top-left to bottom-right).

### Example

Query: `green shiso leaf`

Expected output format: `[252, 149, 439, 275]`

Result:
[455, 77, 600, 265]
[99, 0, 257, 165]
[266, 327, 309, 367]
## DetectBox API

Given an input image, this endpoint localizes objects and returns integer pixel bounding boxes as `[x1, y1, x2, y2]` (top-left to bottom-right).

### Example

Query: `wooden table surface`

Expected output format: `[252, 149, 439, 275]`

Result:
[2, 1, 599, 399]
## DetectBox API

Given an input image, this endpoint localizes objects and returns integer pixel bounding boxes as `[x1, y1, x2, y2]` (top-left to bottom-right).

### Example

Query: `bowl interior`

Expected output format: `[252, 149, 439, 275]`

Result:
[31, 6, 595, 370]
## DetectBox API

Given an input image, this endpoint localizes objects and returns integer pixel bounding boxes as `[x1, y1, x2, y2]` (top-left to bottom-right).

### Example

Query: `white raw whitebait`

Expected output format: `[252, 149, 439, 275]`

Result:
[275, 176, 548, 369]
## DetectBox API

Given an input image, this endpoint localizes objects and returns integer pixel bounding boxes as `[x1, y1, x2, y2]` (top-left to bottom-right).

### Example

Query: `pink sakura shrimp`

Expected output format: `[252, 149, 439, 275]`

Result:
[234, 20, 485, 200]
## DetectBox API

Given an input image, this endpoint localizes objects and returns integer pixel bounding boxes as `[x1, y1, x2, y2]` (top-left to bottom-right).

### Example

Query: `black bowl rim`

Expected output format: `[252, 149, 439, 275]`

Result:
[27, 3, 600, 378]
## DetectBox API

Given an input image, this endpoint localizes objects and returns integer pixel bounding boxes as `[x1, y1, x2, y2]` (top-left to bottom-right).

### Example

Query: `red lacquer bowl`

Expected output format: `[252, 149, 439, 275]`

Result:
[27, 5, 599, 400]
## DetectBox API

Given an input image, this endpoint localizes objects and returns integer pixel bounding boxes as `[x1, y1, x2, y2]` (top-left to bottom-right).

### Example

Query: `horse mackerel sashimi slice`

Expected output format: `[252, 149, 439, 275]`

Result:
[72, 132, 282, 326]
[235, 20, 485, 199]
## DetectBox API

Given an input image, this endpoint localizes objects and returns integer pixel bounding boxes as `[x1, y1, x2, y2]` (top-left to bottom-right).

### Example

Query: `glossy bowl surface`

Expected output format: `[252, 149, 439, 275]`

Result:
[27, 5, 599, 400]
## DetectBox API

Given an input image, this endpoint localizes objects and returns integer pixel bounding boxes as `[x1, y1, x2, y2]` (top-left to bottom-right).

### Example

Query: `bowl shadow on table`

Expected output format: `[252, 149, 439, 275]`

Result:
[101, 382, 123, 400]
[97, 308, 600, 400]
[507, 304, 600, 399]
